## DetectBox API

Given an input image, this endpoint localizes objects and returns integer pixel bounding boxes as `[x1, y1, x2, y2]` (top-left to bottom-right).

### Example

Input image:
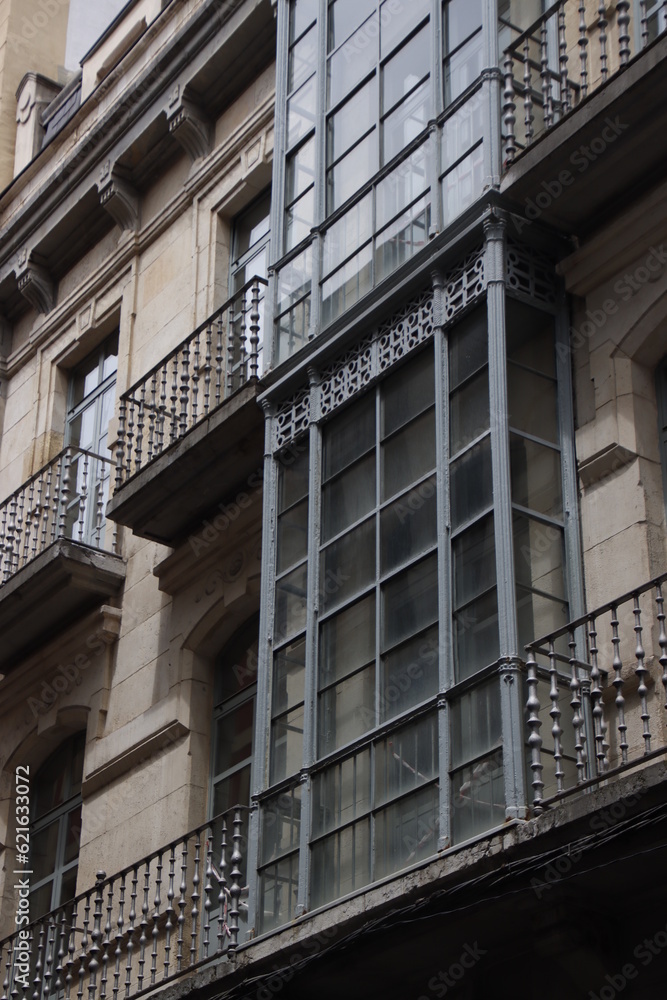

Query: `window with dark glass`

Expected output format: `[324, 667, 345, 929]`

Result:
[29, 733, 85, 920]
[229, 192, 271, 379]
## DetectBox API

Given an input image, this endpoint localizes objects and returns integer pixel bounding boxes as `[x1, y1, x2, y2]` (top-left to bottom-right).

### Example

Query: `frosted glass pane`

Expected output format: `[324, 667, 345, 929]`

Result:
[381, 475, 437, 574]
[451, 750, 505, 844]
[380, 624, 439, 722]
[450, 367, 489, 454]
[449, 434, 492, 530]
[375, 713, 438, 807]
[374, 783, 439, 878]
[510, 434, 562, 518]
[382, 408, 436, 500]
[450, 679, 501, 768]
[320, 517, 375, 612]
[277, 497, 308, 572]
[382, 554, 438, 651]
[311, 820, 371, 907]
[318, 664, 375, 754]
[322, 452, 375, 541]
[320, 593, 375, 686]
[382, 346, 434, 437]
[323, 391, 375, 481]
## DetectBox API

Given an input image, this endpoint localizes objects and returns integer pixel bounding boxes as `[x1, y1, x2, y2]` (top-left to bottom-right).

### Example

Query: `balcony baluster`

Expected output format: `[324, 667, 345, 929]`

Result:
[617, 0, 631, 64]
[578, 0, 588, 96]
[597, 1, 608, 83]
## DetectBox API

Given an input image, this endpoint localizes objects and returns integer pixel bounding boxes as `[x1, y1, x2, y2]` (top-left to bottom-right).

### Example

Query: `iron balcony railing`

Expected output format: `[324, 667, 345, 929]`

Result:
[503, 0, 667, 165]
[114, 276, 267, 490]
[0, 808, 248, 1000]
[525, 573, 667, 811]
[0, 446, 117, 585]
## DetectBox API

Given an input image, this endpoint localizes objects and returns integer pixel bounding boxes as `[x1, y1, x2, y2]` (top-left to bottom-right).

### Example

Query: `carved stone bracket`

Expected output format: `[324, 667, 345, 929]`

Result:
[16, 254, 55, 314]
[97, 160, 140, 231]
[167, 86, 212, 161]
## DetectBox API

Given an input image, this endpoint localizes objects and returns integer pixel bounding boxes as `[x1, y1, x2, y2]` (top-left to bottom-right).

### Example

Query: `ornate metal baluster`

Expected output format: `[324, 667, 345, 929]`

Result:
[633, 594, 651, 753]
[610, 603, 628, 765]
[547, 640, 565, 794]
[115, 400, 126, 491]
[176, 839, 188, 973]
[51, 457, 62, 543]
[249, 281, 261, 381]
[578, 0, 588, 97]
[147, 372, 157, 463]
[77, 453, 89, 542]
[100, 881, 113, 1000]
[190, 835, 202, 968]
[125, 403, 135, 481]
[503, 50, 517, 164]
[14, 486, 25, 573]
[112, 875, 125, 1000]
[3, 938, 11, 1000]
[32, 921, 45, 1000]
[55, 910, 68, 996]
[587, 615, 607, 775]
[640, 1, 649, 48]
[22, 480, 34, 566]
[124, 868, 138, 998]
[525, 648, 544, 810]
[569, 628, 586, 783]
[158, 363, 168, 455]
[77, 893, 90, 1000]
[180, 342, 191, 437]
[558, 2, 570, 112]
[617, 0, 630, 65]
[598, 1, 608, 83]
[137, 863, 150, 992]
[215, 316, 224, 407]
[169, 356, 179, 443]
[87, 875, 105, 1000]
[217, 817, 228, 954]
[203, 836, 213, 959]
[656, 580, 667, 708]
[59, 449, 72, 540]
[204, 324, 212, 416]
[0, 507, 7, 583]
[94, 462, 105, 549]
[5, 495, 17, 578]
[192, 333, 200, 426]
[540, 23, 553, 130]
[150, 854, 162, 985]
[135, 385, 145, 472]
[226, 302, 236, 396]
[228, 811, 243, 952]
[522, 38, 534, 145]
[65, 899, 78, 1000]
[33, 474, 43, 560]
[163, 847, 176, 979]
[43, 918, 56, 1000]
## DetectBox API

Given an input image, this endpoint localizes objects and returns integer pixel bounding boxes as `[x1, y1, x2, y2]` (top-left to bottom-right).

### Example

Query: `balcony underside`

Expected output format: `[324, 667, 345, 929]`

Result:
[106, 382, 264, 545]
[0, 540, 125, 671]
[501, 34, 667, 236]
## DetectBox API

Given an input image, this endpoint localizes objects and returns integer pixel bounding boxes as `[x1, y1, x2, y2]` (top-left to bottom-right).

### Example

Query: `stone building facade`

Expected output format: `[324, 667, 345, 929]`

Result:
[0, 1, 666, 998]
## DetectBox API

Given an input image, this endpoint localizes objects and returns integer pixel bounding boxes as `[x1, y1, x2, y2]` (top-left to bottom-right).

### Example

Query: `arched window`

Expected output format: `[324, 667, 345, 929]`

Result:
[210, 617, 259, 819]
[30, 733, 85, 919]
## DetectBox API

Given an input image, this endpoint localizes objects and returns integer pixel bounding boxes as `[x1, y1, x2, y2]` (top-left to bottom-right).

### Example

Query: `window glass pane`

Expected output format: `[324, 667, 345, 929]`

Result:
[382, 553, 438, 650]
[213, 765, 251, 816]
[383, 26, 429, 113]
[320, 593, 375, 687]
[261, 786, 302, 864]
[451, 750, 505, 845]
[381, 624, 439, 721]
[286, 137, 316, 204]
[102, 334, 119, 378]
[328, 79, 376, 163]
[510, 434, 562, 518]
[454, 588, 499, 680]
[381, 0, 430, 58]
[292, 0, 318, 42]
[277, 245, 312, 313]
[448, 307, 487, 390]
[381, 475, 437, 574]
[214, 698, 255, 774]
[324, 392, 375, 481]
[375, 713, 438, 808]
[450, 679, 502, 768]
[278, 497, 309, 572]
[322, 452, 375, 541]
[442, 143, 483, 223]
[383, 78, 430, 162]
[327, 132, 378, 212]
[375, 783, 439, 878]
[31, 821, 59, 885]
[287, 76, 316, 150]
[233, 192, 271, 260]
[382, 347, 435, 436]
[450, 367, 489, 454]
[58, 866, 78, 909]
[319, 664, 375, 754]
[321, 517, 375, 613]
[285, 188, 315, 252]
[516, 587, 569, 646]
[452, 513, 496, 609]
[311, 820, 371, 906]
[375, 195, 430, 282]
[322, 245, 374, 324]
[322, 193, 373, 276]
[444, 32, 483, 104]
[71, 355, 101, 407]
[279, 444, 310, 512]
[443, 0, 483, 51]
[506, 300, 556, 378]
[441, 93, 484, 170]
[312, 751, 372, 838]
[328, 15, 378, 107]
[277, 297, 311, 362]
[382, 407, 436, 501]
[513, 512, 566, 600]
[328, 0, 377, 50]
[376, 140, 429, 228]
[273, 637, 306, 716]
[289, 23, 317, 92]
[271, 705, 305, 782]
[449, 434, 492, 530]
[259, 854, 299, 932]
[275, 562, 308, 642]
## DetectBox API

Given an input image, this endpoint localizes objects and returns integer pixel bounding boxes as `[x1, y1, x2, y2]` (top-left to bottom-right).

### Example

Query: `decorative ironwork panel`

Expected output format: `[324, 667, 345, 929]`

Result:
[319, 337, 375, 419]
[378, 292, 434, 372]
[274, 389, 311, 451]
[442, 246, 486, 322]
[506, 239, 558, 308]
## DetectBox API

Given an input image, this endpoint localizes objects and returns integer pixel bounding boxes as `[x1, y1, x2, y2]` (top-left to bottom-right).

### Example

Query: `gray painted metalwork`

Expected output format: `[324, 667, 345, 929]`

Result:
[274, 387, 311, 451]
[506, 238, 558, 309]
